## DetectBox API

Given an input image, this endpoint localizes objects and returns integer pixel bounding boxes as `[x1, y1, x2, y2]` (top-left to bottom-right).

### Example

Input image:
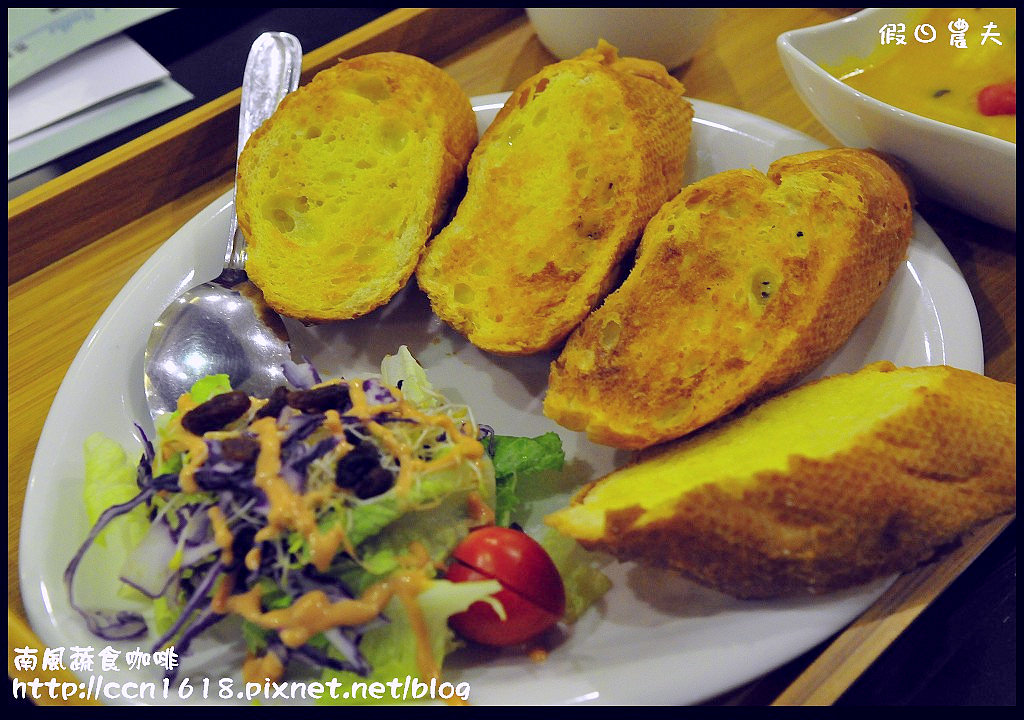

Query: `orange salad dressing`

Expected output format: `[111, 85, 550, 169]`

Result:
[170, 379, 492, 689]
[222, 570, 437, 686]
[346, 379, 486, 497]
[243, 651, 285, 685]
[207, 506, 235, 565]
[163, 394, 205, 492]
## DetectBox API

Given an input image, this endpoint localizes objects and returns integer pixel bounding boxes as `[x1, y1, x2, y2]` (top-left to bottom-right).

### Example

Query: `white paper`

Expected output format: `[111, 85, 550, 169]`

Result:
[7, 8, 174, 89]
[7, 78, 193, 181]
[7, 34, 170, 143]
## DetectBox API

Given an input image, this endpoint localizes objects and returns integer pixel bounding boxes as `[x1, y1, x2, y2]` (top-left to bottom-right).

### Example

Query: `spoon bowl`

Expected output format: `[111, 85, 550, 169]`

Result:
[144, 32, 303, 419]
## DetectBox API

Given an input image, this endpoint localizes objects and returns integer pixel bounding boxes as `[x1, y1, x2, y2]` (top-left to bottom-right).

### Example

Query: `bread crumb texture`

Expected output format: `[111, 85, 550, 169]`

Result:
[417, 41, 693, 355]
[546, 363, 1016, 598]
[545, 148, 914, 448]
[236, 52, 477, 323]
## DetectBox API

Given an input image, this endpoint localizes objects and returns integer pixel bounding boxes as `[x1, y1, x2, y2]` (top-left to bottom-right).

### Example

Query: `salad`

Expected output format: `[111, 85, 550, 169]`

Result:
[65, 347, 608, 704]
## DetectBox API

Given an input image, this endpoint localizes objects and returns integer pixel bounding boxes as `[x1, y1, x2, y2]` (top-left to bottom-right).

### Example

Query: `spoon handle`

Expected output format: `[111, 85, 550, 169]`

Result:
[224, 32, 303, 272]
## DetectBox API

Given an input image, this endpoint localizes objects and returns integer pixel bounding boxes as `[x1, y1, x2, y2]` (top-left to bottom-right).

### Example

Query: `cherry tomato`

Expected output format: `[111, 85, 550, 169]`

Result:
[446, 527, 566, 647]
[977, 82, 1015, 116]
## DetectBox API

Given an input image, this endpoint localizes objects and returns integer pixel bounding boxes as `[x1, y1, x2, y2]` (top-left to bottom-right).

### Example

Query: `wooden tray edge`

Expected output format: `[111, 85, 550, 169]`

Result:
[7, 7, 523, 285]
[771, 514, 1014, 705]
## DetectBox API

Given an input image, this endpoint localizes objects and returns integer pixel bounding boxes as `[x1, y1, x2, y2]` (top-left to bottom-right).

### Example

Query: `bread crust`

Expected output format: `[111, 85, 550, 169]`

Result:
[236, 52, 477, 323]
[544, 148, 914, 448]
[546, 364, 1017, 598]
[416, 41, 693, 355]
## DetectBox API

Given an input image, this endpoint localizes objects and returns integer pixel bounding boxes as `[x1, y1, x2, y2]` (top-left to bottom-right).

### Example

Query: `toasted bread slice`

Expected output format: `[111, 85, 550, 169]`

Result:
[416, 41, 693, 355]
[544, 148, 914, 448]
[546, 363, 1016, 598]
[236, 52, 477, 323]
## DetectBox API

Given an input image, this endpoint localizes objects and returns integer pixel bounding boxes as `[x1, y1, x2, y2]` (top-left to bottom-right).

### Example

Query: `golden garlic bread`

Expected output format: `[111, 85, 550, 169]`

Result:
[236, 52, 477, 323]
[545, 148, 914, 449]
[546, 363, 1016, 599]
[416, 41, 693, 355]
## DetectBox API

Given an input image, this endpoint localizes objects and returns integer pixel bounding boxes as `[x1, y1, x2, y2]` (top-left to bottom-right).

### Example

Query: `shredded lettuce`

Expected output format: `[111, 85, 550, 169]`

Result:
[240, 581, 295, 655]
[74, 350, 589, 699]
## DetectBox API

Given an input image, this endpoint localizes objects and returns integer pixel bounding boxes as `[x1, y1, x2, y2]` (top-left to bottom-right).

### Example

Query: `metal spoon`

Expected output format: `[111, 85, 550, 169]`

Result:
[144, 32, 303, 420]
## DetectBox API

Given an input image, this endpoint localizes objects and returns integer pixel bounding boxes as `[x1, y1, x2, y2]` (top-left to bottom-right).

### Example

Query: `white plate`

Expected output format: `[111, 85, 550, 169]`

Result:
[20, 95, 984, 706]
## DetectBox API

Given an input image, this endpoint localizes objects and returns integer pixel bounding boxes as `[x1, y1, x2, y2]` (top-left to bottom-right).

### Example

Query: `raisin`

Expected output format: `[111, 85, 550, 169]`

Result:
[335, 444, 379, 487]
[287, 383, 351, 414]
[182, 391, 251, 435]
[354, 466, 395, 499]
[220, 435, 260, 463]
[255, 385, 289, 419]
[335, 444, 394, 498]
[231, 525, 257, 564]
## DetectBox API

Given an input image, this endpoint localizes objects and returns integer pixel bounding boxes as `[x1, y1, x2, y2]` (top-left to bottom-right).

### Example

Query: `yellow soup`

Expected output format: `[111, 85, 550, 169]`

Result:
[829, 8, 1016, 143]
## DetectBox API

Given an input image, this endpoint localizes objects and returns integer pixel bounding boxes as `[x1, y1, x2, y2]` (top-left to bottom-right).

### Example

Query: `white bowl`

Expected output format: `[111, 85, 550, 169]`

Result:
[778, 8, 1016, 231]
[526, 8, 720, 70]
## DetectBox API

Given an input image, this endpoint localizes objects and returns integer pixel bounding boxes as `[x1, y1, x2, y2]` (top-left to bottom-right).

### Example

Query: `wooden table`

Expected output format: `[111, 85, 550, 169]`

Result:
[8, 8, 1016, 706]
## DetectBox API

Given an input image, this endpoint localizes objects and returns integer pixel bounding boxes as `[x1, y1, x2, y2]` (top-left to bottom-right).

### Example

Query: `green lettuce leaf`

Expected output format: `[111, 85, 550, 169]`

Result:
[319, 578, 500, 705]
[150, 596, 178, 636]
[81, 433, 152, 604]
[349, 489, 481, 591]
[346, 460, 492, 549]
[83, 432, 147, 549]
[484, 432, 565, 527]
[346, 502, 403, 550]
[188, 373, 233, 403]
[380, 345, 442, 409]
[536, 527, 612, 624]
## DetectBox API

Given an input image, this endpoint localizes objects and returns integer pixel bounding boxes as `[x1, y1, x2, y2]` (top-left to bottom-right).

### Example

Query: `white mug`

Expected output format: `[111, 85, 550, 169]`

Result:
[526, 8, 720, 70]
